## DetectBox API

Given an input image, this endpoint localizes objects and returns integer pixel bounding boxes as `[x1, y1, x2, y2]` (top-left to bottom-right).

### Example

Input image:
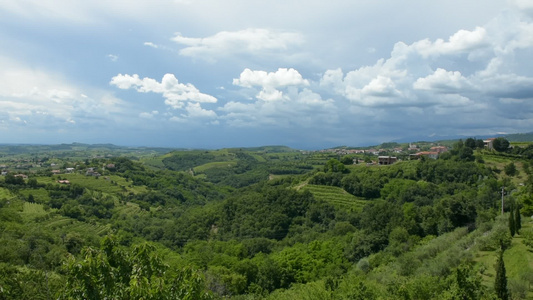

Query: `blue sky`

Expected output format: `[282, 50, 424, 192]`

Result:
[0, 0, 532, 149]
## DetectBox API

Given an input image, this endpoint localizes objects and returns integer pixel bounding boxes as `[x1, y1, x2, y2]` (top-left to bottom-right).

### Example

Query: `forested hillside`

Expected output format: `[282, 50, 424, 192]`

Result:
[0, 140, 532, 299]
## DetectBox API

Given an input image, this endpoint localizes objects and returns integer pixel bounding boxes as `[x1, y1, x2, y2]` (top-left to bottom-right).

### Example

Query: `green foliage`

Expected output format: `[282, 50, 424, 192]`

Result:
[340, 155, 354, 165]
[265, 280, 332, 300]
[324, 159, 346, 173]
[218, 185, 315, 240]
[416, 159, 489, 185]
[60, 236, 211, 300]
[442, 263, 491, 300]
[476, 216, 512, 251]
[0, 263, 63, 299]
[271, 240, 348, 286]
[3, 173, 25, 186]
[522, 228, 533, 249]
[465, 137, 477, 149]
[344, 229, 388, 263]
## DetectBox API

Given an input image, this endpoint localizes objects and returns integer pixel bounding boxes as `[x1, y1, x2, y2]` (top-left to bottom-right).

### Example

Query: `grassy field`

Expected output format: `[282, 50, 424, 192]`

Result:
[299, 184, 368, 211]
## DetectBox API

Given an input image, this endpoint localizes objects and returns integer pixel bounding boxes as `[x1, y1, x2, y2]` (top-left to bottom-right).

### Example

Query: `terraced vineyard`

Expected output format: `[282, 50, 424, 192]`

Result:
[18, 188, 51, 203]
[20, 202, 51, 221]
[193, 161, 238, 173]
[41, 215, 111, 235]
[300, 184, 368, 211]
[0, 187, 14, 200]
[113, 201, 149, 217]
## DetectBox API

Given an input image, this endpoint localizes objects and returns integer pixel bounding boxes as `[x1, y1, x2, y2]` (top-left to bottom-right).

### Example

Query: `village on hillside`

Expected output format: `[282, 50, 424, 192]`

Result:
[315, 137, 500, 165]
[0, 138, 507, 178]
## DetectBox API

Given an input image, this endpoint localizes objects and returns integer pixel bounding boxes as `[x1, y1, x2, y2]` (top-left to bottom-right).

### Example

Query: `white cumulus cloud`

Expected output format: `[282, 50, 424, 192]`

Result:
[107, 54, 118, 62]
[320, 9, 533, 112]
[139, 111, 159, 119]
[172, 28, 303, 61]
[361, 76, 401, 97]
[220, 88, 336, 127]
[233, 68, 309, 101]
[411, 27, 489, 58]
[413, 68, 473, 93]
[143, 42, 159, 49]
[110, 73, 217, 109]
[169, 102, 218, 124]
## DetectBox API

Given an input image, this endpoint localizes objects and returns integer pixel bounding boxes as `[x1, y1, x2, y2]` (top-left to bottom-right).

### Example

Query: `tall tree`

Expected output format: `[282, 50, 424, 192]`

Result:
[504, 162, 517, 177]
[515, 204, 521, 233]
[475, 139, 485, 149]
[493, 138, 510, 152]
[465, 138, 476, 149]
[508, 209, 516, 237]
[494, 249, 509, 300]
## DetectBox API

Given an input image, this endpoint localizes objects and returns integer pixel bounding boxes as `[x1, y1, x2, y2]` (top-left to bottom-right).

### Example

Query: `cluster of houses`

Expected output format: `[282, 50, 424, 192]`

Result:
[364, 138, 500, 165]
[375, 146, 449, 165]
[321, 138, 508, 166]
[319, 147, 403, 156]
[85, 167, 102, 177]
[1, 163, 116, 184]
[409, 146, 449, 160]
[0, 164, 29, 179]
[320, 143, 452, 166]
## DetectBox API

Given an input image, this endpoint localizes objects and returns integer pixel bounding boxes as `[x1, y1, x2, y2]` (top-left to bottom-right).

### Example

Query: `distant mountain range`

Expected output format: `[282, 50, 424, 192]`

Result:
[1, 132, 531, 153]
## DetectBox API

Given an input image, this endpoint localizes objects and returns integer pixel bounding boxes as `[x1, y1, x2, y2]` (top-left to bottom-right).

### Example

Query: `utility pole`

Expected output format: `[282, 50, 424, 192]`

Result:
[501, 186, 505, 215]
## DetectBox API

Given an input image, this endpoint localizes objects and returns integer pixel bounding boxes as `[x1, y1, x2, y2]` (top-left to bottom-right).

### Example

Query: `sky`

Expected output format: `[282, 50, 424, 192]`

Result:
[0, 0, 532, 149]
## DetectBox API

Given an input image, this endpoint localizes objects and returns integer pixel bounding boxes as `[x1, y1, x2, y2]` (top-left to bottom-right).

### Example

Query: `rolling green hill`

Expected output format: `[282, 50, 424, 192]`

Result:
[0, 141, 532, 299]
